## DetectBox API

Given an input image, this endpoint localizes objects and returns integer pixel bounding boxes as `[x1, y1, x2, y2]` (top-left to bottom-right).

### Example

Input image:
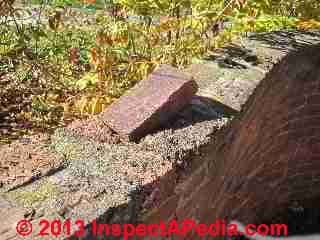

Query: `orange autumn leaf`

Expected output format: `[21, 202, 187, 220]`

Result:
[83, 0, 96, 4]
[112, 35, 128, 44]
[96, 32, 113, 46]
[158, 17, 178, 32]
[296, 19, 320, 30]
[89, 47, 100, 67]
[150, 33, 160, 45]
[68, 48, 80, 65]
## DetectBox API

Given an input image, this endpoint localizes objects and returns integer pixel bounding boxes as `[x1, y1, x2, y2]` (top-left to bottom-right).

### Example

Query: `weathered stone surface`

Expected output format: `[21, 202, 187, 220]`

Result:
[186, 30, 320, 111]
[101, 64, 198, 141]
[0, 195, 72, 240]
[0, 134, 64, 192]
[0, 197, 27, 240]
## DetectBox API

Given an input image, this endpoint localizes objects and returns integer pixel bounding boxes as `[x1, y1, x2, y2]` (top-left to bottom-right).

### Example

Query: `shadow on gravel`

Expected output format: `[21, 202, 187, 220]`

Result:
[203, 46, 261, 69]
[200, 30, 320, 71]
[63, 167, 180, 240]
[154, 96, 238, 134]
[248, 30, 320, 51]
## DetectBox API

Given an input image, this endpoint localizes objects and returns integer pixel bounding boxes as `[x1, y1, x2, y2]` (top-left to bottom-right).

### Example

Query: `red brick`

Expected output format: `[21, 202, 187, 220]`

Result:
[307, 93, 320, 105]
[311, 142, 320, 155]
[101, 65, 198, 141]
[289, 115, 320, 130]
[289, 95, 307, 109]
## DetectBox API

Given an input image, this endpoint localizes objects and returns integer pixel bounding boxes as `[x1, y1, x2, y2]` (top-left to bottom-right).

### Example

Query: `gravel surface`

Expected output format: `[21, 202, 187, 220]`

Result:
[67, 115, 121, 144]
[139, 118, 229, 163]
[0, 134, 64, 192]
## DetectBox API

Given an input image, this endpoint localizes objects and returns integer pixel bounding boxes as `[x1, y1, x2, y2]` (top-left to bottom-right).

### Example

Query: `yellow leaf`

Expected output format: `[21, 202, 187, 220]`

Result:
[75, 96, 89, 115]
[296, 19, 320, 30]
[62, 103, 70, 113]
[90, 97, 103, 114]
[158, 17, 179, 32]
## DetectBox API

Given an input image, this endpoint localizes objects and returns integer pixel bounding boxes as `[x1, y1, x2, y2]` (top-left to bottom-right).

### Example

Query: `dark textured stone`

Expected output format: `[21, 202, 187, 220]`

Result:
[101, 64, 198, 141]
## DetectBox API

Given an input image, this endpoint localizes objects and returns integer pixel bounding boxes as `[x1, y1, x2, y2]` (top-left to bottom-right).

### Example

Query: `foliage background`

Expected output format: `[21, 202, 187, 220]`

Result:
[0, 0, 319, 143]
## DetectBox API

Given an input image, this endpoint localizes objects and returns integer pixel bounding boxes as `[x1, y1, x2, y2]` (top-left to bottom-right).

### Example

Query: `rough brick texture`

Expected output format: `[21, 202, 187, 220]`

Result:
[101, 64, 198, 141]
[142, 45, 320, 239]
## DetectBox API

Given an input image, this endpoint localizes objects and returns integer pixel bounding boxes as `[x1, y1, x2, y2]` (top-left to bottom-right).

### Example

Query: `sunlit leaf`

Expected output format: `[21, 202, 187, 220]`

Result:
[76, 72, 99, 90]
[296, 19, 320, 30]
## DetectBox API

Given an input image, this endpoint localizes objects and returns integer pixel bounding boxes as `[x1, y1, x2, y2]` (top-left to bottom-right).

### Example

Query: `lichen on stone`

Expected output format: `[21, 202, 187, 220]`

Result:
[7, 181, 59, 208]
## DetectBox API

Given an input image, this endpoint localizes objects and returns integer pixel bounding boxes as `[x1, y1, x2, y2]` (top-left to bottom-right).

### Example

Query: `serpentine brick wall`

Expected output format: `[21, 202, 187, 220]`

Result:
[142, 44, 320, 239]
